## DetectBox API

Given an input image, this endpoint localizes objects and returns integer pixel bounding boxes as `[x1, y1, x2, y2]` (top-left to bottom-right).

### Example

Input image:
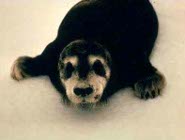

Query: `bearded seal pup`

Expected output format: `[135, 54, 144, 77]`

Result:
[11, 0, 165, 108]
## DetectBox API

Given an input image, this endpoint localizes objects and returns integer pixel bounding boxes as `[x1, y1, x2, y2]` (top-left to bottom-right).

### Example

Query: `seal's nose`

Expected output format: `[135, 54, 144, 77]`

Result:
[74, 87, 93, 97]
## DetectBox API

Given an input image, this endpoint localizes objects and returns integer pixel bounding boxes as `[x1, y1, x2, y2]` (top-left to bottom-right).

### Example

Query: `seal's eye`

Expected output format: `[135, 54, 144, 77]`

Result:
[92, 60, 106, 77]
[64, 62, 75, 79]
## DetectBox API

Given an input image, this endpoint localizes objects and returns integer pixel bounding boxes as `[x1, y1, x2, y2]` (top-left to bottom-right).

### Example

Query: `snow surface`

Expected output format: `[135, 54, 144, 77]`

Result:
[0, 0, 185, 139]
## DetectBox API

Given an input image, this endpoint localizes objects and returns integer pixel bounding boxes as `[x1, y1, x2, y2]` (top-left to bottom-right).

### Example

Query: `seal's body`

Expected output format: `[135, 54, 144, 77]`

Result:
[11, 0, 165, 107]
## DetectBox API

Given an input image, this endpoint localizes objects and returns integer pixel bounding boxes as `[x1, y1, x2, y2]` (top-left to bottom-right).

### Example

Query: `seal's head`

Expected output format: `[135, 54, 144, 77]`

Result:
[58, 40, 112, 107]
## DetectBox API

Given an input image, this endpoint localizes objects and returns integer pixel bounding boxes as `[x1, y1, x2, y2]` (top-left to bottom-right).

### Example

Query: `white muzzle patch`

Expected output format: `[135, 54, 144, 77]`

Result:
[59, 55, 111, 105]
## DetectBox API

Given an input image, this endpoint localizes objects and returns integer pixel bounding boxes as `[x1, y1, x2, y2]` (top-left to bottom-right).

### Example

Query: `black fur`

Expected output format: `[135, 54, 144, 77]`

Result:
[14, 0, 164, 103]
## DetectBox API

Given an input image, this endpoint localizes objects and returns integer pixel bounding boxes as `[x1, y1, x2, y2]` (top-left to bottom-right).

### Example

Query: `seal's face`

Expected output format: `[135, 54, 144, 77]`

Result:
[58, 40, 111, 106]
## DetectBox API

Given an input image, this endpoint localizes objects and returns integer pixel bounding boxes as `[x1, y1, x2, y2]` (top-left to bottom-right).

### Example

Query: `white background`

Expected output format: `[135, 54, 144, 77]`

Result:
[0, 0, 185, 139]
